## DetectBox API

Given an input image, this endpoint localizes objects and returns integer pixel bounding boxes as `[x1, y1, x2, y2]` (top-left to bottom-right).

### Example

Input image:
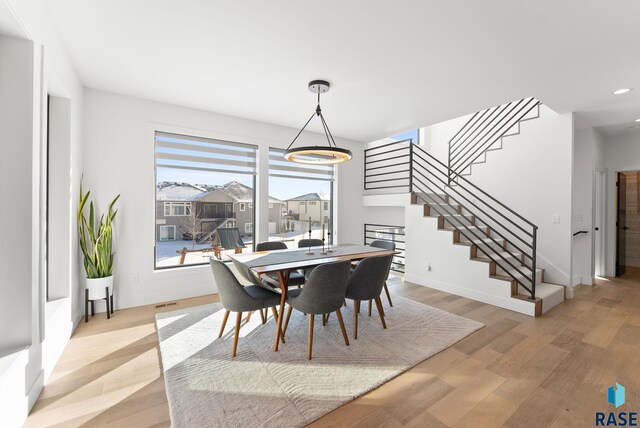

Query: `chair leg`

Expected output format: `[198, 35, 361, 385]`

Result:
[326, 312, 331, 323]
[336, 309, 349, 346]
[368, 299, 372, 317]
[322, 313, 327, 326]
[232, 312, 242, 357]
[374, 296, 387, 329]
[383, 281, 393, 307]
[354, 300, 360, 339]
[271, 307, 286, 344]
[218, 310, 230, 338]
[245, 311, 252, 323]
[343, 299, 347, 307]
[308, 313, 315, 360]
[260, 308, 266, 324]
[283, 305, 293, 336]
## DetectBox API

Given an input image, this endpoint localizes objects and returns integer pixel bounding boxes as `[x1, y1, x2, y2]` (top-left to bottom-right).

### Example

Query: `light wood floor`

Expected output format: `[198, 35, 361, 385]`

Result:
[25, 272, 640, 427]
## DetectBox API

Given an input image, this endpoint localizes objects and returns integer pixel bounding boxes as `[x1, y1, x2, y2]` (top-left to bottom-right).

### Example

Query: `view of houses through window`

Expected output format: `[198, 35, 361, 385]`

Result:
[154, 135, 334, 269]
[267, 148, 334, 249]
[154, 132, 257, 268]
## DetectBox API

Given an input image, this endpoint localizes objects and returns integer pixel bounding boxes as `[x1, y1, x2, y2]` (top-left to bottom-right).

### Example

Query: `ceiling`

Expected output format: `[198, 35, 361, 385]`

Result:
[44, 0, 640, 142]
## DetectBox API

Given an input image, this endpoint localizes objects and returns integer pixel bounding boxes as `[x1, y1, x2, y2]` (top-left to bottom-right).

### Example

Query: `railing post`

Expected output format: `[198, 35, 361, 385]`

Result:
[447, 142, 451, 185]
[531, 226, 537, 300]
[408, 142, 414, 193]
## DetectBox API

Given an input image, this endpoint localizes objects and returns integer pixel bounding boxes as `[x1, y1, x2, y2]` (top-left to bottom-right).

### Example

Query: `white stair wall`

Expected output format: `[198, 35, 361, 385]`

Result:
[403, 203, 541, 316]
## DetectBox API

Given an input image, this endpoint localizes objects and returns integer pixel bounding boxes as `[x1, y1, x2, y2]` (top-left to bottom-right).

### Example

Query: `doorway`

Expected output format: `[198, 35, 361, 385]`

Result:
[616, 171, 640, 276]
[594, 169, 605, 277]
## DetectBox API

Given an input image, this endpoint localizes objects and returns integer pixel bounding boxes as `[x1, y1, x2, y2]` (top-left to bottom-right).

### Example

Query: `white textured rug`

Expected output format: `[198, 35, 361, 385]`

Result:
[156, 295, 483, 428]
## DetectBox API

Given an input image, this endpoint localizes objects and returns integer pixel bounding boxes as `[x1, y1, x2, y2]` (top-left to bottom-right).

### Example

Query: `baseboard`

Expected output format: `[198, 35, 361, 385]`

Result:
[404, 273, 537, 316]
[26, 369, 44, 413]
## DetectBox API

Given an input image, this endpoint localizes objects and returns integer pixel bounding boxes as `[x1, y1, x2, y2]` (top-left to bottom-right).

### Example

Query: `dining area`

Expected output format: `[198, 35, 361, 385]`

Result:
[154, 240, 482, 428]
[214, 241, 399, 359]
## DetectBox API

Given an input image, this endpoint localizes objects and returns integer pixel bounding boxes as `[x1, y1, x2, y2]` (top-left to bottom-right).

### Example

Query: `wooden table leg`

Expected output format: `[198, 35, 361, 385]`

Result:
[273, 270, 290, 352]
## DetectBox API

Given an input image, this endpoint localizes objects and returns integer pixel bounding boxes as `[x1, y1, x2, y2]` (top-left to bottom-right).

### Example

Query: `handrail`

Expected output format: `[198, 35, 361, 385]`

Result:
[448, 97, 540, 177]
[362, 138, 539, 299]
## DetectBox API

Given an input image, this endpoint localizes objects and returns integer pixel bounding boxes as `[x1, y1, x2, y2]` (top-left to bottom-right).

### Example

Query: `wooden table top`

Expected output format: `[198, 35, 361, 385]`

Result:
[229, 243, 399, 274]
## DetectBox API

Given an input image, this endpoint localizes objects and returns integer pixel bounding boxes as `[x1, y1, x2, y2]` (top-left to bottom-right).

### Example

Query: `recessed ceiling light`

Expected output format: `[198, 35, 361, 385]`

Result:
[613, 88, 633, 95]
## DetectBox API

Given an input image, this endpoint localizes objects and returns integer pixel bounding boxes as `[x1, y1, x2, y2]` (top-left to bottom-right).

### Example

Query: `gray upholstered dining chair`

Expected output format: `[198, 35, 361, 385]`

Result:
[256, 241, 305, 287]
[298, 238, 324, 248]
[210, 259, 285, 357]
[369, 240, 396, 308]
[297, 239, 325, 278]
[346, 254, 394, 339]
[282, 260, 351, 360]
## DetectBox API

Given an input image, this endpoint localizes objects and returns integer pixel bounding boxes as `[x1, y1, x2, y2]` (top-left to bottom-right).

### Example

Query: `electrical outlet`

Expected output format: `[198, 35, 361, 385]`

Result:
[552, 214, 560, 224]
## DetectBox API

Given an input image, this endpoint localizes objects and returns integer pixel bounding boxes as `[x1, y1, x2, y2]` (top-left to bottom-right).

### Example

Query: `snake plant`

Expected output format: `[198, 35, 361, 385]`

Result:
[77, 183, 120, 278]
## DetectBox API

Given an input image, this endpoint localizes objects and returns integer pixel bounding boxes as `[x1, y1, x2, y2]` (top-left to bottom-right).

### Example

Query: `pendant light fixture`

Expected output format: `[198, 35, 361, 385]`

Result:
[284, 80, 353, 165]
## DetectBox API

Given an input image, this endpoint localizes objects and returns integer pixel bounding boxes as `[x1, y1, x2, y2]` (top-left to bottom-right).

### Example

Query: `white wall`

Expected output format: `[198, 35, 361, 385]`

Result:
[423, 105, 574, 285]
[0, 1, 84, 426]
[571, 128, 606, 285]
[82, 89, 364, 310]
[603, 131, 640, 276]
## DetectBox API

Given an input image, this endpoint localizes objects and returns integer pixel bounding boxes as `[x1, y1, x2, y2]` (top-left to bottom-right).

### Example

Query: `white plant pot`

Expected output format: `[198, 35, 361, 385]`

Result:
[86, 276, 113, 300]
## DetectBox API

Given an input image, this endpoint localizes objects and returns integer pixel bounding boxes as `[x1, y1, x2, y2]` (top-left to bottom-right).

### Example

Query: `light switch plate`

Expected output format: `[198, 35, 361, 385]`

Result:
[552, 214, 560, 224]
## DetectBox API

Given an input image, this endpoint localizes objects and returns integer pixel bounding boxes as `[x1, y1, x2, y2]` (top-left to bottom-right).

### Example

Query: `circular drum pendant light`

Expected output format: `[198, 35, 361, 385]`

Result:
[284, 80, 353, 165]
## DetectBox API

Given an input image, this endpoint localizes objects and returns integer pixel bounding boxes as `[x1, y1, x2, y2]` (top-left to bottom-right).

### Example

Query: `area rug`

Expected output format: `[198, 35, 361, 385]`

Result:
[156, 295, 483, 427]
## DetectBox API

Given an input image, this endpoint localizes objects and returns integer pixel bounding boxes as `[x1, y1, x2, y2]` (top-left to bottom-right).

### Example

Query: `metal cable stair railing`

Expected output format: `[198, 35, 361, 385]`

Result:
[363, 139, 539, 300]
[448, 97, 540, 179]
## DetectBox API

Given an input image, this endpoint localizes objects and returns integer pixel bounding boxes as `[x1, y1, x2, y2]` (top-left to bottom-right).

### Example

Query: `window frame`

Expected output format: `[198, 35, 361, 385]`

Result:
[163, 201, 192, 217]
[239, 202, 246, 212]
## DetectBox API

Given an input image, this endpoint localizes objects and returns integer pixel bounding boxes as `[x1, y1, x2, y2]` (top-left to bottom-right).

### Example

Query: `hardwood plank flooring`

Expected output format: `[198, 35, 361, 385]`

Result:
[25, 272, 640, 427]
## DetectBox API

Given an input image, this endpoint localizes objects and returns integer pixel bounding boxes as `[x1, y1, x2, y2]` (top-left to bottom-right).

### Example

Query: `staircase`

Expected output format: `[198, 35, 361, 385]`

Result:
[448, 97, 540, 177]
[363, 101, 565, 315]
[409, 191, 564, 315]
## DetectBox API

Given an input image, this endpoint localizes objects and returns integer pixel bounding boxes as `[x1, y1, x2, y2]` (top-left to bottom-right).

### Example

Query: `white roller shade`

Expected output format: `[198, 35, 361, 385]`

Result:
[155, 131, 257, 175]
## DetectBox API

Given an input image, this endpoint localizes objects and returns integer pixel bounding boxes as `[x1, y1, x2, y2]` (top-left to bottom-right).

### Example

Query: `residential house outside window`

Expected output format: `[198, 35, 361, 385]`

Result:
[154, 131, 257, 269]
[267, 147, 334, 249]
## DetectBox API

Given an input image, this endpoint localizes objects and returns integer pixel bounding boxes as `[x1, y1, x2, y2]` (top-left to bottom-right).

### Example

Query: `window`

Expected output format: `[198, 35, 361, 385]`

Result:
[155, 131, 257, 269]
[323, 201, 329, 210]
[268, 148, 334, 249]
[164, 202, 191, 216]
[248, 203, 253, 208]
[390, 129, 419, 145]
[159, 225, 176, 241]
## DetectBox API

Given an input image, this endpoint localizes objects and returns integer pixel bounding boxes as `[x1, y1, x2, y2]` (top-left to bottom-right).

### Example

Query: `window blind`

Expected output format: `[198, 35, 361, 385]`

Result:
[155, 131, 257, 175]
[268, 148, 334, 181]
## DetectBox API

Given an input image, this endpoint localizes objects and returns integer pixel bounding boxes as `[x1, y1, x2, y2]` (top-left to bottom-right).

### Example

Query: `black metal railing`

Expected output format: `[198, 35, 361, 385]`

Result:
[364, 224, 405, 273]
[448, 97, 540, 179]
[363, 140, 538, 299]
[364, 139, 413, 192]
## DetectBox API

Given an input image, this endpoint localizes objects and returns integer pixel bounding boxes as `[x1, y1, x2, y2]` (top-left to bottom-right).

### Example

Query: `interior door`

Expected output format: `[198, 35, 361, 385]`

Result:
[616, 172, 628, 276]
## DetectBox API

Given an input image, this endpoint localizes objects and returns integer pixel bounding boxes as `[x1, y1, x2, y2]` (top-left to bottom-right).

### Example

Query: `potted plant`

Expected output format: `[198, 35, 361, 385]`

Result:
[77, 183, 120, 301]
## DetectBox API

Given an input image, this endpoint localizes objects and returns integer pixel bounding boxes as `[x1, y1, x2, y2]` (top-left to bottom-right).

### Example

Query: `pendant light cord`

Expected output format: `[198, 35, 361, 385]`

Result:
[286, 83, 340, 152]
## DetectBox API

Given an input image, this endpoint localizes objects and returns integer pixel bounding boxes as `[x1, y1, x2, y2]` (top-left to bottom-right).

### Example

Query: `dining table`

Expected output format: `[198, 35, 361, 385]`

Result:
[228, 243, 399, 351]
